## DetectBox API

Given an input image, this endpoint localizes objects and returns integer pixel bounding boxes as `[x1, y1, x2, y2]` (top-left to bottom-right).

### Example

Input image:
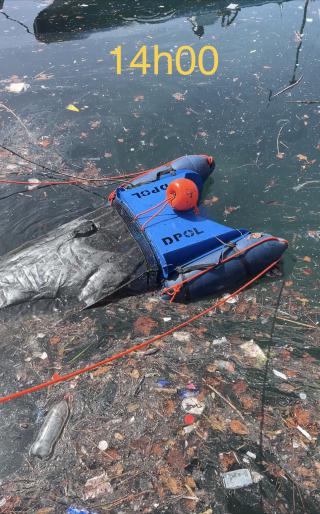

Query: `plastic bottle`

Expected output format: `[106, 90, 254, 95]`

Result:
[30, 399, 69, 459]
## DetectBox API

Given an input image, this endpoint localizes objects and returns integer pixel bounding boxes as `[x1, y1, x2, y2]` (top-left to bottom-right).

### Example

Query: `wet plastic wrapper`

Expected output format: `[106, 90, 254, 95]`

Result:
[30, 400, 69, 459]
[222, 469, 253, 489]
[0, 206, 157, 310]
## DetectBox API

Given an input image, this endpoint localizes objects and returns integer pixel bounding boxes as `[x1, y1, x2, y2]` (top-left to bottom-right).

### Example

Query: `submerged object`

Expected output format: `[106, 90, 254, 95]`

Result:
[30, 399, 69, 459]
[0, 154, 287, 310]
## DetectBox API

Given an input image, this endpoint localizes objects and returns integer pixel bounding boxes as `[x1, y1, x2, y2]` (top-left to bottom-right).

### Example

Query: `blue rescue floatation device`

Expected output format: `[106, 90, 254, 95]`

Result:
[112, 154, 287, 301]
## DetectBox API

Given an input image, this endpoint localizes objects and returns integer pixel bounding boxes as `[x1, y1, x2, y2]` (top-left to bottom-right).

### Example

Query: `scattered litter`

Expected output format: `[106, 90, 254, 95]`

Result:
[163, 317, 171, 322]
[157, 378, 171, 387]
[222, 469, 253, 489]
[66, 104, 80, 112]
[227, 3, 239, 10]
[207, 359, 235, 373]
[6, 82, 30, 93]
[36, 351, 48, 360]
[223, 294, 238, 304]
[240, 340, 267, 368]
[299, 392, 307, 400]
[186, 382, 198, 390]
[273, 369, 288, 381]
[212, 336, 228, 345]
[173, 331, 191, 342]
[83, 472, 113, 501]
[307, 230, 320, 241]
[179, 388, 199, 399]
[297, 425, 313, 442]
[251, 471, 264, 483]
[181, 397, 205, 415]
[184, 414, 196, 425]
[246, 451, 256, 459]
[184, 424, 197, 434]
[30, 400, 69, 459]
[98, 440, 109, 451]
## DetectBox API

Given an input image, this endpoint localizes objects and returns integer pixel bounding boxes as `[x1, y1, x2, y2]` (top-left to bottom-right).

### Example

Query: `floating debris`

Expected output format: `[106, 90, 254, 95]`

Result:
[66, 104, 80, 112]
[6, 82, 30, 93]
[273, 369, 288, 380]
[181, 397, 205, 415]
[240, 340, 267, 368]
[222, 469, 253, 489]
[98, 440, 109, 451]
[30, 400, 69, 459]
[83, 472, 113, 501]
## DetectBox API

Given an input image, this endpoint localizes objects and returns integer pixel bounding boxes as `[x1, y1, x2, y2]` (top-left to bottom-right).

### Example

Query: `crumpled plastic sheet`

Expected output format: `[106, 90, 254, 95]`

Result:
[0, 206, 150, 310]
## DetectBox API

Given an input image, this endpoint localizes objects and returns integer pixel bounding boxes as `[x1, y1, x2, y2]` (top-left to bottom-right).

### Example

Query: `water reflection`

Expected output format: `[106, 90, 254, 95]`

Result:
[31, 0, 293, 43]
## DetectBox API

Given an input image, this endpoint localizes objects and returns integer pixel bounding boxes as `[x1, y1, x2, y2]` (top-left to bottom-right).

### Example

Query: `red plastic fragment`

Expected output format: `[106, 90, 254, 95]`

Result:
[184, 414, 196, 425]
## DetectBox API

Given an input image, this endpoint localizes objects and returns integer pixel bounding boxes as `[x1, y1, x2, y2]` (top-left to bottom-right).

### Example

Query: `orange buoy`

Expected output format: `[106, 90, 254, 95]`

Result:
[166, 178, 199, 211]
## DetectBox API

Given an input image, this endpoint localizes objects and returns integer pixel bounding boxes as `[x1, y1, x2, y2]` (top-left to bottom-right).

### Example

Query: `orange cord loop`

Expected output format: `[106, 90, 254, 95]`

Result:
[165, 283, 183, 303]
[108, 190, 116, 204]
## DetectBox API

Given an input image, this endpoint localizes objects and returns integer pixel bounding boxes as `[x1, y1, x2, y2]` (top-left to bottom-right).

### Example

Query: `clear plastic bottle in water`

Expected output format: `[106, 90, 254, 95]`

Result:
[30, 399, 69, 459]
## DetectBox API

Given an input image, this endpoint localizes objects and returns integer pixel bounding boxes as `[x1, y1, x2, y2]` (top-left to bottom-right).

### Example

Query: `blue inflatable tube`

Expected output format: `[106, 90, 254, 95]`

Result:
[162, 234, 287, 301]
[113, 154, 288, 302]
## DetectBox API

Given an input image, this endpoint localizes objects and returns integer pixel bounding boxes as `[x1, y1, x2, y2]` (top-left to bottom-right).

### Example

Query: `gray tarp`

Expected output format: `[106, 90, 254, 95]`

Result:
[0, 206, 156, 310]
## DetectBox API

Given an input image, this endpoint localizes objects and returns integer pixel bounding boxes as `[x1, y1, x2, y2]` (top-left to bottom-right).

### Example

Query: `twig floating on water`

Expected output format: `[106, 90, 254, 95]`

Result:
[276, 121, 289, 155]
[0, 102, 33, 140]
[204, 381, 245, 420]
[271, 75, 303, 99]
[276, 316, 318, 329]
[286, 99, 320, 104]
[293, 180, 320, 192]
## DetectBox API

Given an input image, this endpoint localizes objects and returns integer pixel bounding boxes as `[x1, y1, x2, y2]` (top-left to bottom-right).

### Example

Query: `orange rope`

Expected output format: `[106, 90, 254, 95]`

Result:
[0, 258, 279, 404]
[140, 200, 170, 231]
[133, 196, 172, 221]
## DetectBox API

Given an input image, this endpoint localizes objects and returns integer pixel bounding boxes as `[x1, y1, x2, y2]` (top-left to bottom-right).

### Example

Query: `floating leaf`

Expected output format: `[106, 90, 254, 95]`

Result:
[49, 335, 61, 345]
[167, 447, 186, 470]
[172, 92, 186, 101]
[133, 316, 158, 336]
[203, 196, 219, 206]
[38, 137, 52, 148]
[230, 419, 249, 435]
[90, 119, 101, 129]
[232, 380, 248, 395]
[224, 205, 240, 215]
[164, 399, 176, 416]
[83, 472, 113, 500]
[219, 452, 237, 471]
[130, 368, 140, 379]
[294, 406, 311, 426]
[34, 73, 54, 81]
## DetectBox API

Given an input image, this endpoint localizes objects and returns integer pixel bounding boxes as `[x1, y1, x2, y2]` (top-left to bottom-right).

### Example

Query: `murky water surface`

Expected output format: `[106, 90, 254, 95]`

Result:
[0, 0, 319, 506]
[0, 1, 319, 261]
